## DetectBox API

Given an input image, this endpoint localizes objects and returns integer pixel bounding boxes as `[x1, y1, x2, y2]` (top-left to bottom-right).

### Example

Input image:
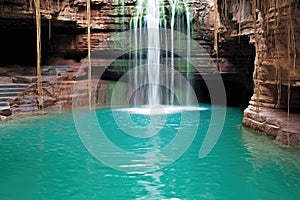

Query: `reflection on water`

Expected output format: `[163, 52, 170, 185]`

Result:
[135, 155, 165, 199]
[242, 127, 300, 198]
[242, 127, 300, 172]
[0, 107, 300, 199]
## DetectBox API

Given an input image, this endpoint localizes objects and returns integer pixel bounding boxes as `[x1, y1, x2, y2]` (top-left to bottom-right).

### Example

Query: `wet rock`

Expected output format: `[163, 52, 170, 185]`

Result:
[12, 76, 37, 84]
[0, 77, 12, 84]
[0, 109, 12, 116]
[43, 96, 57, 107]
[243, 107, 300, 147]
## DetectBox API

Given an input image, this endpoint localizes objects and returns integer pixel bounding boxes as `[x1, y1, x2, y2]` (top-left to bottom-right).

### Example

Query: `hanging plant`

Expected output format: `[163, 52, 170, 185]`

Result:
[34, 0, 43, 110]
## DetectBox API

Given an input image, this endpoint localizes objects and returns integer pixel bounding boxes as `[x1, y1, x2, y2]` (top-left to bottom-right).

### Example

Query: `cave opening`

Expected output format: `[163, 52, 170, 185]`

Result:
[0, 18, 88, 74]
[194, 36, 256, 108]
[0, 19, 51, 68]
[218, 36, 256, 108]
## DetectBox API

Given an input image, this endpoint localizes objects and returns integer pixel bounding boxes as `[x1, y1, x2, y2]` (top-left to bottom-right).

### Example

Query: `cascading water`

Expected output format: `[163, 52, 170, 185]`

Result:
[146, 0, 161, 106]
[129, 0, 193, 107]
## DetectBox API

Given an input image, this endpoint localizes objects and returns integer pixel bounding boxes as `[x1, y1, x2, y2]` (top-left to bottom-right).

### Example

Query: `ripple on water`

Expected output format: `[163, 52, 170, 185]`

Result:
[0, 107, 300, 199]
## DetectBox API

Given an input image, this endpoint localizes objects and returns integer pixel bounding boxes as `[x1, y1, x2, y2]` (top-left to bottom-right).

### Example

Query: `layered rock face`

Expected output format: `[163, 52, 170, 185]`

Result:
[0, 0, 136, 112]
[2, 0, 252, 109]
[0, 0, 220, 64]
[0, 0, 135, 65]
[0, 0, 299, 146]
[215, 0, 300, 146]
[240, 0, 300, 146]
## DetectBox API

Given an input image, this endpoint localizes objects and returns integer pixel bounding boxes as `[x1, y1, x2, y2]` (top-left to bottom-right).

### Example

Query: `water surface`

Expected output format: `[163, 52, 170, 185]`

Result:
[0, 105, 299, 199]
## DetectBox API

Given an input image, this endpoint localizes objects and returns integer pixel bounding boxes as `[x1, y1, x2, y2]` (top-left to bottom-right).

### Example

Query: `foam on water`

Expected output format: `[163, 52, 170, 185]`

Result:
[114, 105, 208, 115]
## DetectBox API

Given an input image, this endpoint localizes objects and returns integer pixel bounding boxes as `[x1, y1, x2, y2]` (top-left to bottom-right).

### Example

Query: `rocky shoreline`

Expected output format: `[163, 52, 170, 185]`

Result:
[243, 106, 300, 147]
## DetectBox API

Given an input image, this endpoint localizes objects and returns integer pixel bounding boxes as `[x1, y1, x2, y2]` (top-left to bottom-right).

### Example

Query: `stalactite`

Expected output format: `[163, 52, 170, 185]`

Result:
[213, 0, 219, 70]
[225, 0, 227, 20]
[87, 0, 92, 109]
[48, 18, 51, 41]
[291, 1, 297, 73]
[266, 0, 269, 43]
[29, 0, 33, 10]
[275, 64, 281, 109]
[238, 0, 242, 43]
[292, 29, 296, 73]
[57, 0, 60, 10]
[273, 0, 282, 109]
[252, 0, 260, 113]
[48, 0, 51, 41]
[221, 0, 228, 21]
[278, 0, 298, 145]
[34, 0, 43, 111]
[287, 0, 293, 119]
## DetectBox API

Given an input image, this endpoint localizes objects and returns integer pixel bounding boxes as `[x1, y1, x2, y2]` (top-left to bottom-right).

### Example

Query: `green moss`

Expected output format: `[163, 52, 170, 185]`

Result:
[130, 0, 193, 28]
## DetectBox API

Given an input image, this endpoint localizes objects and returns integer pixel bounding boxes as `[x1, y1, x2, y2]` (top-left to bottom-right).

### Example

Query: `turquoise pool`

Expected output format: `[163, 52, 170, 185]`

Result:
[0, 105, 300, 199]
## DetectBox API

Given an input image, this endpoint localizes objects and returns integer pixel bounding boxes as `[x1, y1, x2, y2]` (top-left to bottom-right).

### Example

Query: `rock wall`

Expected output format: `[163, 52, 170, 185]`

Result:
[214, 0, 300, 147]
[0, 0, 261, 110]
[0, 0, 250, 71]
[236, 0, 300, 146]
[0, 0, 136, 65]
[3, 0, 240, 110]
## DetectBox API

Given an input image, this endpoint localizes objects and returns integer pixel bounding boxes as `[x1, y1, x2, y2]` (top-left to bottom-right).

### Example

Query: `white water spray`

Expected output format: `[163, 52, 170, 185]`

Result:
[129, 0, 193, 106]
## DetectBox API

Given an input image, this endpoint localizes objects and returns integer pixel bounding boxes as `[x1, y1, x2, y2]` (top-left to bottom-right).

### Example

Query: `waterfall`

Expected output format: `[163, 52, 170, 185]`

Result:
[129, 0, 192, 106]
[146, 0, 161, 106]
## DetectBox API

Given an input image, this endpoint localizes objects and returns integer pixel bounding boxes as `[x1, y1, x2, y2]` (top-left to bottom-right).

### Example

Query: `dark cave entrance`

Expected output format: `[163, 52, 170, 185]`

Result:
[0, 29, 37, 66]
[0, 19, 51, 67]
[0, 19, 86, 68]
[192, 36, 255, 108]
[220, 36, 255, 108]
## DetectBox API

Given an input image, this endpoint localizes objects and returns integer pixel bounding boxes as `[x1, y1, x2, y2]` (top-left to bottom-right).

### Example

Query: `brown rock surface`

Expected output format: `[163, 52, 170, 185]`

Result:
[0, 109, 12, 116]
